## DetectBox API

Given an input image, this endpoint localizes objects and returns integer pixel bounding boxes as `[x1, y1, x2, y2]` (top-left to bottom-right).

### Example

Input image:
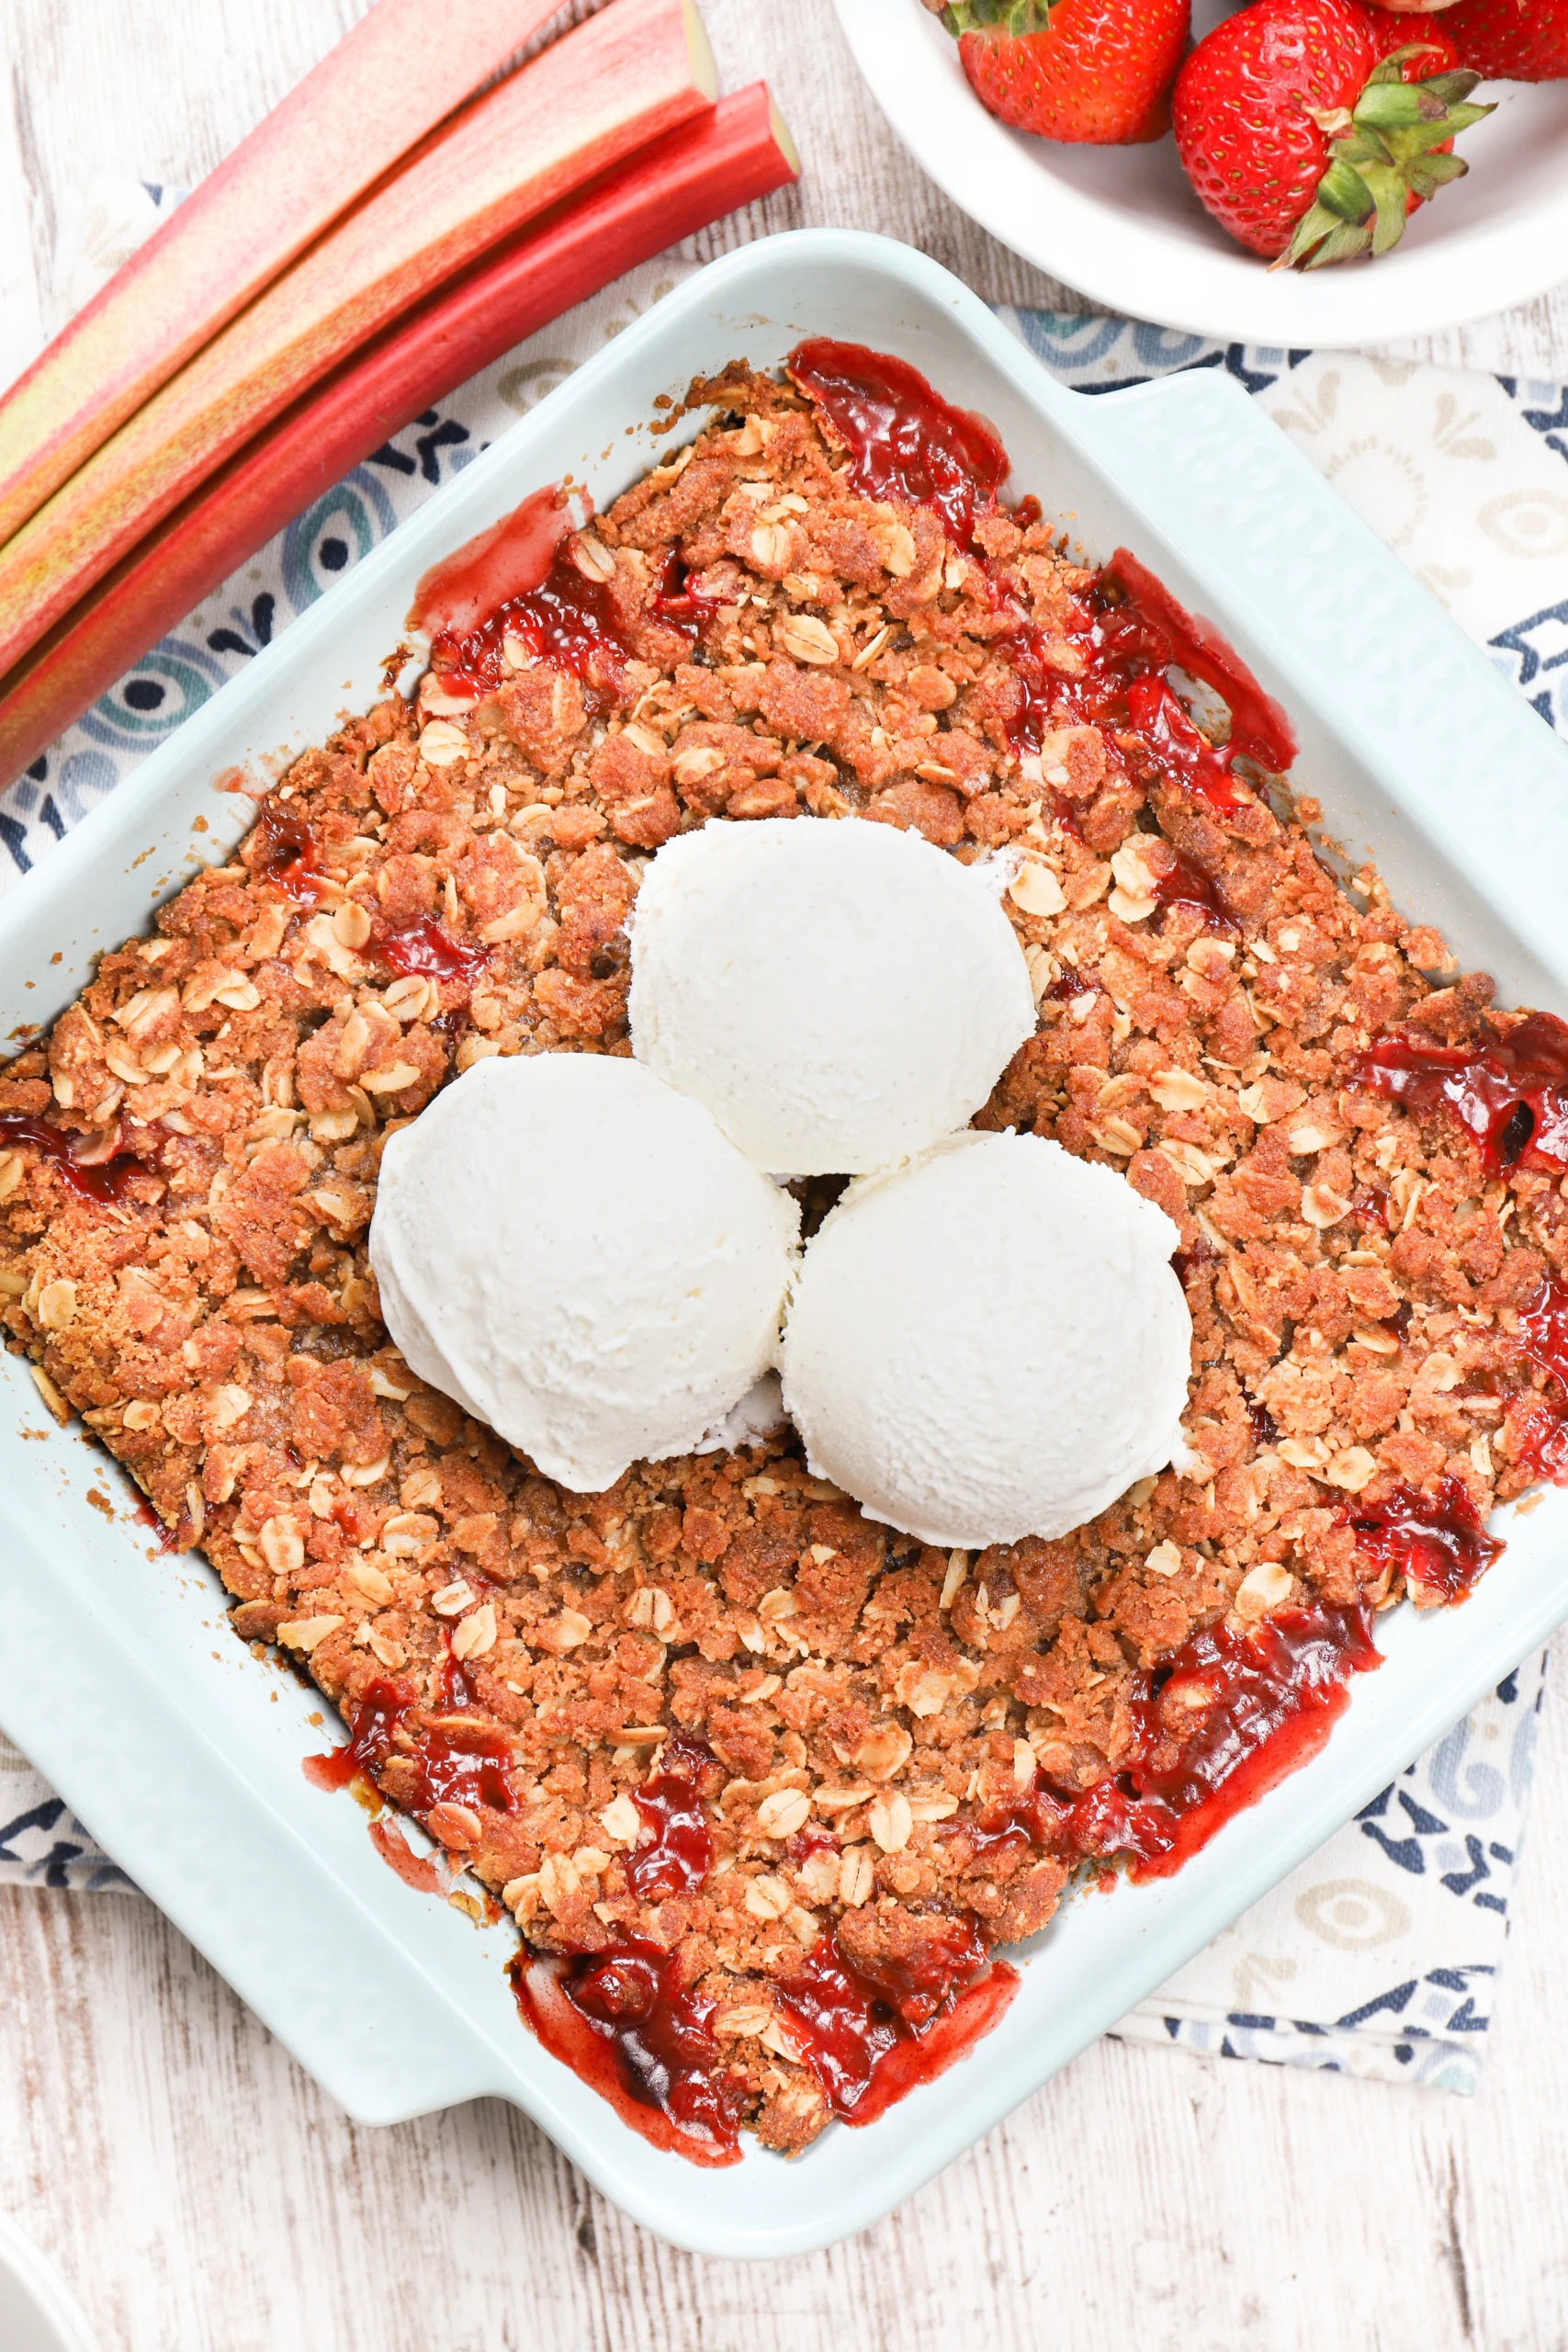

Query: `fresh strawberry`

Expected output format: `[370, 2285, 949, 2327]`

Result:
[926, 0, 1191, 145]
[1424, 0, 1568, 79]
[1365, 10, 1461, 69]
[1172, 0, 1493, 266]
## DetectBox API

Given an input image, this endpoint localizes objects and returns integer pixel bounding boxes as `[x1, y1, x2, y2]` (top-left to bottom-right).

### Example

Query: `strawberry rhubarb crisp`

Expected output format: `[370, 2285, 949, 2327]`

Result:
[5, 341, 1567, 2164]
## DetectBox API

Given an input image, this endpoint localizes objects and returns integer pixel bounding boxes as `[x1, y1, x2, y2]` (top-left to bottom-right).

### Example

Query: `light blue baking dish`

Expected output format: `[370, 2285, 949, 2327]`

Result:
[2, 231, 1567, 2258]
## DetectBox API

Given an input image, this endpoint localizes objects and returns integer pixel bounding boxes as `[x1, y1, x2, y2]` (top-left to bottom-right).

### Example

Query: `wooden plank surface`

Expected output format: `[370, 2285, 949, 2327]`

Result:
[3, 6, 1568, 2346]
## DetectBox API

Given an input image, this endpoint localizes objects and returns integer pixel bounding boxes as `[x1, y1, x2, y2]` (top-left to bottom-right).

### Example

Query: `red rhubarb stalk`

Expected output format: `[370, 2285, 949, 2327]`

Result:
[0, 86, 797, 789]
[0, 0, 573, 548]
[0, 0, 718, 681]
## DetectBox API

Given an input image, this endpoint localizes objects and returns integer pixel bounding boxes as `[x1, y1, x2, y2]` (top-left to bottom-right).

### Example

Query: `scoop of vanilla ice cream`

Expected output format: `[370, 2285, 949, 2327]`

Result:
[781, 1131, 1192, 1546]
[627, 818, 1035, 1177]
[370, 1055, 799, 1491]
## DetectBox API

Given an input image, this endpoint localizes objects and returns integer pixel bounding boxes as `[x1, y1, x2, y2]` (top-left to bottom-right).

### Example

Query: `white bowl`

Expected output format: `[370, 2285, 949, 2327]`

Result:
[0, 2216, 102, 2352]
[834, 0, 1568, 345]
[3, 232, 1568, 2257]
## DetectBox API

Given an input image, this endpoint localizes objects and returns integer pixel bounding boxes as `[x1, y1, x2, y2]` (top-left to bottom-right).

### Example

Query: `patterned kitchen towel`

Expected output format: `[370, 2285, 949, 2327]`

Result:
[1110, 1653, 1550, 2093]
[0, 1729, 130, 1891]
[3, 233, 1567, 2085]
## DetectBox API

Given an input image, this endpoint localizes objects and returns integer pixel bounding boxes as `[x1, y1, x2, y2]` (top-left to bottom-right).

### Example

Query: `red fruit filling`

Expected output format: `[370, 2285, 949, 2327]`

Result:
[1351, 1012, 1568, 1176]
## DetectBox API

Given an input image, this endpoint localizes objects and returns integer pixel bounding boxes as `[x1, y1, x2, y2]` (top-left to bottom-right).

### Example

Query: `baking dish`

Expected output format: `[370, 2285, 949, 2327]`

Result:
[2, 230, 1566, 2258]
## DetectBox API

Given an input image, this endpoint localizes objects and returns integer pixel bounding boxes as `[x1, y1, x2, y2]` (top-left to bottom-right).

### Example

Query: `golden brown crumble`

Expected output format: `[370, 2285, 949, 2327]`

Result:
[4, 360, 1566, 2154]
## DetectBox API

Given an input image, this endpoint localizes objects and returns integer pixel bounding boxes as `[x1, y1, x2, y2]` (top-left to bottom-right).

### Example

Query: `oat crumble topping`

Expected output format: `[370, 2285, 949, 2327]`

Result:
[5, 347, 1568, 2160]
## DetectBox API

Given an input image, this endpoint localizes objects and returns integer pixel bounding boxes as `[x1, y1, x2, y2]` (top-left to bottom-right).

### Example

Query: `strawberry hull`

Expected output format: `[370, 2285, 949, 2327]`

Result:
[0, 87, 798, 791]
[0, 0, 719, 685]
[0, 0, 572, 548]
[1173, 0, 1492, 266]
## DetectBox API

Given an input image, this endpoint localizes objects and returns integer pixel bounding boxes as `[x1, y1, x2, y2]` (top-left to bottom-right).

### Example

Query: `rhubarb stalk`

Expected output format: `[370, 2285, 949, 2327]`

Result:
[0, 0, 717, 682]
[0, 86, 798, 790]
[0, 0, 574, 548]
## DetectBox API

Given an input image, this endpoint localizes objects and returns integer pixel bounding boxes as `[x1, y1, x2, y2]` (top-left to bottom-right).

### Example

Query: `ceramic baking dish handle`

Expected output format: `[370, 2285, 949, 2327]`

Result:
[1058, 364, 1568, 1018]
[0, 1489, 515, 2129]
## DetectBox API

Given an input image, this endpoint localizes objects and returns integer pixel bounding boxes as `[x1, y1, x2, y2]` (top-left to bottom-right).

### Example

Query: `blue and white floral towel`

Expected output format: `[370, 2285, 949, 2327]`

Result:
[3, 241, 1568, 2090]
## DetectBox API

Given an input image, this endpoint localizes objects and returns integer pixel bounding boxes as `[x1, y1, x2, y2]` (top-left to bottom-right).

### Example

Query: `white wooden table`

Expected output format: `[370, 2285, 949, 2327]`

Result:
[3, 6, 1568, 2346]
